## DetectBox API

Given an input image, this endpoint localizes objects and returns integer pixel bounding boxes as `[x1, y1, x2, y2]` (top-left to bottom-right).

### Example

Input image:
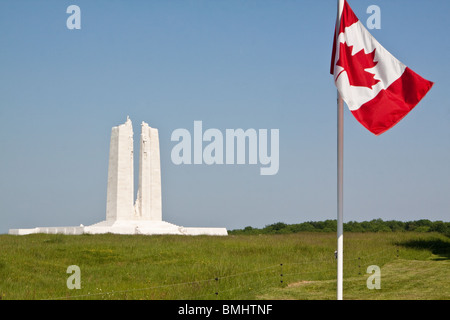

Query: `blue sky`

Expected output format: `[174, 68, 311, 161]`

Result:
[0, 0, 449, 234]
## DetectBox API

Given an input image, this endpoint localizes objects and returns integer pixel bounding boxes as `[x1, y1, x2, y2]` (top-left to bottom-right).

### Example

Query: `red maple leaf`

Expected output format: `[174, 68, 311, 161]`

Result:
[335, 42, 380, 89]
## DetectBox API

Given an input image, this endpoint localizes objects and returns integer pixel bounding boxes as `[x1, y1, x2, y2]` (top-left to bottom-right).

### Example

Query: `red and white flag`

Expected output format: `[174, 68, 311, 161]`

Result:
[331, 0, 433, 135]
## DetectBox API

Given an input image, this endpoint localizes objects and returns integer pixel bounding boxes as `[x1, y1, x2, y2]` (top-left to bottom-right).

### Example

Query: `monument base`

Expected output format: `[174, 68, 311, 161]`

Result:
[9, 220, 228, 236]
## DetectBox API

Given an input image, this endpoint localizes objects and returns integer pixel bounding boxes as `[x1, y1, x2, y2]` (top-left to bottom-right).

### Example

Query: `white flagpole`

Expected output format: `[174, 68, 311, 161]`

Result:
[334, 0, 344, 302]
[337, 91, 344, 300]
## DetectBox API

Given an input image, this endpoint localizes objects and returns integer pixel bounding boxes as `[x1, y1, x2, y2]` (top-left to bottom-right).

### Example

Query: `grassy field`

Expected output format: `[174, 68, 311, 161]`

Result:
[0, 232, 448, 300]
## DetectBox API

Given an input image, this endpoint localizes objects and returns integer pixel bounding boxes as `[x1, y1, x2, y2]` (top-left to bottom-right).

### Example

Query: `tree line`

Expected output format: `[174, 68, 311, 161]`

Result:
[229, 219, 450, 237]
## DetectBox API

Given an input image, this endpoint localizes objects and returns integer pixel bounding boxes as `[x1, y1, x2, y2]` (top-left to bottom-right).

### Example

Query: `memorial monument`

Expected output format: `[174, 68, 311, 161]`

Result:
[9, 117, 228, 236]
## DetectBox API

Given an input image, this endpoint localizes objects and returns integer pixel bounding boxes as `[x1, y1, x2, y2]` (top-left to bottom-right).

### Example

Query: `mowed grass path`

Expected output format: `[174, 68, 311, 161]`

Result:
[0, 232, 448, 300]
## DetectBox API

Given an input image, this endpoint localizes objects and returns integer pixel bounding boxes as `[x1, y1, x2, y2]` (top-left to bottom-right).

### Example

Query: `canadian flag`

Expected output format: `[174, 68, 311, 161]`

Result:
[331, 0, 433, 135]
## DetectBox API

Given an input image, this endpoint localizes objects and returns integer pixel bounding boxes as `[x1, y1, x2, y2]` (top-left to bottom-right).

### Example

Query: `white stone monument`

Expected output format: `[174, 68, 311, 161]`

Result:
[9, 117, 228, 236]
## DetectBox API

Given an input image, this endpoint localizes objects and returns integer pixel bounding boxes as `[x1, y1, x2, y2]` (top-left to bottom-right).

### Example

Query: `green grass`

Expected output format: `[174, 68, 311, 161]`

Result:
[0, 232, 448, 300]
[260, 258, 449, 300]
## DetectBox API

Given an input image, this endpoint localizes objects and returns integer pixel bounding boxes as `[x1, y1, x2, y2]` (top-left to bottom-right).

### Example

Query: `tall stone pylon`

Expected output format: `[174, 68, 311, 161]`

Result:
[106, 116, 134, 221]
[105, 117, 162, 222]
[134, 121, 162, 221]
